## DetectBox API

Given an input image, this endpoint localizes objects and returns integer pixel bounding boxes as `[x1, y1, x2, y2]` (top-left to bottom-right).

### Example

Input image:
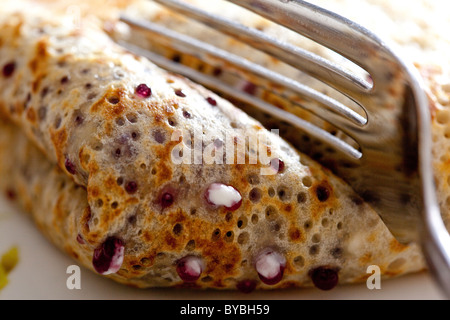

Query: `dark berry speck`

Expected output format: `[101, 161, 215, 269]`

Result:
[60, 76, 70, 84]
[171, 54, 181, 63]
[161, 192, 174, 208]
[183, 110, 191, 119]
[236, 279, 257, 293]
[2, 62, 15, 77]
[242, 81, 257, 95]
[316, 185, 330, 202]
[92, 237, 124, 275]
[175, 89, 186, 97]
[76, 234, 85, 244]
[206, 97, 217, 106]
[212, 67, 223, 77]
[64, 158, 76, 175]
[125, 181, 138, 194]
[270, 158, 285, 173]
[5, 189, 16, 201]
[310, 266, 339, 291]
[135, 83, 152, 98]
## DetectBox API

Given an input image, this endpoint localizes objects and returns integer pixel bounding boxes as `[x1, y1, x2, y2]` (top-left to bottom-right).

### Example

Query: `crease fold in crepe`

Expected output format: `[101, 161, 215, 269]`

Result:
[1, 0, 448, 291]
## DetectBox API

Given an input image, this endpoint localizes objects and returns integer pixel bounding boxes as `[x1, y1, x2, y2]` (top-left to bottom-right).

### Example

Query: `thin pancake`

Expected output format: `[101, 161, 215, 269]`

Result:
[0, 0, 429, 290]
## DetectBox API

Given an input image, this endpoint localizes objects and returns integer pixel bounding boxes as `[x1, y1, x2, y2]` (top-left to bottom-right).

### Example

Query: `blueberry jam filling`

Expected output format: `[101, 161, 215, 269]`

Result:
[183, 110, 191, 119]
[5, 189, 16, 201]
[76, 234, 85, 245]
[125, 181, 138, 194]
[255, 248, 286, 285]
[242, 81, 257, 95]
[236, 279, 257, 293]
[206, 97, 217, 106]
[175, 89, 186, 97]
[270, 158, 285, 173]
[160, 192, 174, 209]
[64, 158, 76, 175]
[309, 266, 339, 291]
[135, 83, 152, 98]
[316, 185, 330, 202]
[2, 62, 15, 77]
[92, 237, 125, 275]
[176, 256, 203, 282]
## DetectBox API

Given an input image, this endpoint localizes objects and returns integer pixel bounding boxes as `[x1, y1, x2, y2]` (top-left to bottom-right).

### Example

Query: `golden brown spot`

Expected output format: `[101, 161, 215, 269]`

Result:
[154, 114, 164, 122]
[88, 160, 99, 175]
[384, 270, 404, 277]
[50, 128, 68, 164]
[11, 18, 23, 41]
[358, 252, 373, 265]
[79, 147, 89, 168]
[288, 227, 302, 242]
[202, 242, 241, 280]
[307, 179, 338, 221]
[26, 108, 36, 123]
[88, 185, 100, 198]
[29, 59, 38, 74]
[52, 194, 66, 230]
[367, 232, 377, 243]
[64, 244, 79, 260]
[389, 239, 408, 253]
[354, 273, 371, 283]
[212, 280, 226, 288]
[89, 97, 106, 114]
[36, 39, 48, 59]
[32, 75, 45, 93]
[104, 175, 117, 190]
[388, 86, 399, 97]
[142, 230, 153, 244]
[92, 88, 127, 117]
[174, 210, 187, 223]
[80, 206, 92, 236]
[165, 233, 177, 250]
[29, 39, 49, 75]
[152, 141, 178, 184]
[109, 100, 125, 117]
[154, 160, 172, 184]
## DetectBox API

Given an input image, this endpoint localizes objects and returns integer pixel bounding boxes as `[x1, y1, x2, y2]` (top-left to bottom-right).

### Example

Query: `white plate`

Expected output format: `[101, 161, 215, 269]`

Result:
[0, 195, 445, 300]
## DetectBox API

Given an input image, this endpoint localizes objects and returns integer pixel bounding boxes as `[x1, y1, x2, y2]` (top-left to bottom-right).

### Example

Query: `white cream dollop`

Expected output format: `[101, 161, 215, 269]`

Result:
[206, 183, 241, 208]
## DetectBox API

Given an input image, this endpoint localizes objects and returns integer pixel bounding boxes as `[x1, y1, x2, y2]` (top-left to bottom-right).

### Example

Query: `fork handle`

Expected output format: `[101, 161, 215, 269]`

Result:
[422, 204, 450, 298]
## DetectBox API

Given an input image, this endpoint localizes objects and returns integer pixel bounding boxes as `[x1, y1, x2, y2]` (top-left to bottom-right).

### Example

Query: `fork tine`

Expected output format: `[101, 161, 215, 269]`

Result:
[152, 0, 371, 96]
[116, 38, 362, 160]
[120, 14, 367, 133]
[226, 0, 387, 75]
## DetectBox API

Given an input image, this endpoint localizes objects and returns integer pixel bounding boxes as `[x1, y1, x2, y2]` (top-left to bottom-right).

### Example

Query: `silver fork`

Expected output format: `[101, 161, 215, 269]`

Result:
[117, 0, 450, 297]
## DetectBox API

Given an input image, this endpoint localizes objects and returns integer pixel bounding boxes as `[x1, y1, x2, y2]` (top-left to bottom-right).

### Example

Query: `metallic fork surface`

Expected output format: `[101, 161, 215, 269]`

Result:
[118, 0, 450, 297]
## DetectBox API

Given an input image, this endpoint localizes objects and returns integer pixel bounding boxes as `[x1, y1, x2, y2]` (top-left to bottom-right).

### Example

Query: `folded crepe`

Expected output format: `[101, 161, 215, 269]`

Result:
[0, 0, 437, 291]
